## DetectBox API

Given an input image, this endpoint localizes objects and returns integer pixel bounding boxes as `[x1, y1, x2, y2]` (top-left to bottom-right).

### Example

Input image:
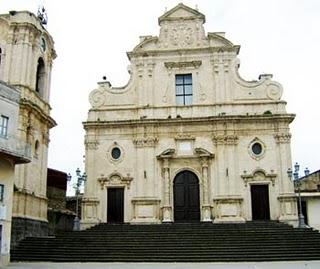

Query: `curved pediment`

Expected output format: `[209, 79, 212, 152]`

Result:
[207, 32, 237, 49]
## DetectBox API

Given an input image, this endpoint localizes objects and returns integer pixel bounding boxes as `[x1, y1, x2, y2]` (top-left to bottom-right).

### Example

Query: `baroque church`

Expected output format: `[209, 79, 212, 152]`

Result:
[82, 3, 297, 229]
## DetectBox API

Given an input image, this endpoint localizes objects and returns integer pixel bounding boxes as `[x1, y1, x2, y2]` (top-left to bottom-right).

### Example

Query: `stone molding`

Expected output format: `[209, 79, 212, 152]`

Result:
[133, 137, 158, 148]
[212, 134, 238, 145]
[241, 169, 277, 187]
[97, 172, 133, 190]
[164, 60, 202, 70]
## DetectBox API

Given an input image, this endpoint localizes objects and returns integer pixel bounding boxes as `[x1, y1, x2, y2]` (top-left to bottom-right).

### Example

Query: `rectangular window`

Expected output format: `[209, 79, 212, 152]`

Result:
[0, 184, 4, 202]
[175, 74, 192, 105]
[0, 116, 9, 137]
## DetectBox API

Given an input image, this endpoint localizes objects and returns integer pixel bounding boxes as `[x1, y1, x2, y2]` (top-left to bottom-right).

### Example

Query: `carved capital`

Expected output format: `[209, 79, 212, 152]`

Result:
[85, 140, 99, 150]
[274, 133, 291, 144]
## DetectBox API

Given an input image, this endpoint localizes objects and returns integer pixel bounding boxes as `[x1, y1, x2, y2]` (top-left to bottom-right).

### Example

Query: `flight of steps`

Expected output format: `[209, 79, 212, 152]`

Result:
[11, 221, 320, 262]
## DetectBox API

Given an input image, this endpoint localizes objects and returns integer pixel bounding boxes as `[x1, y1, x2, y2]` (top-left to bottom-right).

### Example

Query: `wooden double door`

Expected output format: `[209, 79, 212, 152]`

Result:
[174, 171, 200, 222]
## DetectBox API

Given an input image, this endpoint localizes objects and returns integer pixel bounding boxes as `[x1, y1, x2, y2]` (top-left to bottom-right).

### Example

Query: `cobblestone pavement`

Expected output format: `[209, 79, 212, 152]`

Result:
[4, 261, 320, 269]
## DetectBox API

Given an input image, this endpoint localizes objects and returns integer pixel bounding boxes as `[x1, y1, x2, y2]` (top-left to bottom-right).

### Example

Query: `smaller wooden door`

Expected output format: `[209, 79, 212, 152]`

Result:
[251, 184, 270, 220]
[107, 188, 124, 223]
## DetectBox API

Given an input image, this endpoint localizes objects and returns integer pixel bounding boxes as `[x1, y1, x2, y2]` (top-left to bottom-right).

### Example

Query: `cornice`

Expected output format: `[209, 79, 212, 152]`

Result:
[83, 114, 295, 129]
[127, 46, 239, 59]
[20, 99, 57, 128]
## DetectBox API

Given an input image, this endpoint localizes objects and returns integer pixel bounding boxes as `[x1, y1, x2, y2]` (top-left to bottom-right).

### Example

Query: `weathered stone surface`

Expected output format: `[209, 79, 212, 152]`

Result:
[82, 3, 297, 228]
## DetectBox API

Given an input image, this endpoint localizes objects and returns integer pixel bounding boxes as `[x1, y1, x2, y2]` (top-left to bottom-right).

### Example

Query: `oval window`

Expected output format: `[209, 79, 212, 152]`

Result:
[252, 142, 262, 155]
[111, 147, 121, 160]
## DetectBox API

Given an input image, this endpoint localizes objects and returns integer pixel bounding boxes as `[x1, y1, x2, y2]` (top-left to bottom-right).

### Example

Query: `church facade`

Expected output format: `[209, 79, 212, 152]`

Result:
[82, 4, 297, 228]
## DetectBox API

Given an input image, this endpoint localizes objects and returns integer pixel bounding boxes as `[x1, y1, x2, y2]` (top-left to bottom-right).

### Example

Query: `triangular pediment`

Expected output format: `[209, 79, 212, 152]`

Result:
[158, 3, 205, 25]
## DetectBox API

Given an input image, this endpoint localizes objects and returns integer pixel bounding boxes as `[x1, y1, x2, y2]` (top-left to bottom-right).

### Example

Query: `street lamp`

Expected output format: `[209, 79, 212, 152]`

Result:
[287, 162, 307, 228]
[67, 168, 87, 231]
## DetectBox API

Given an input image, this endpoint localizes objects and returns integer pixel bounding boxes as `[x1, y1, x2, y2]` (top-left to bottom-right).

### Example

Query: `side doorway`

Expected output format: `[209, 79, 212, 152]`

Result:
[107, 188, 124, 223]
[251, 184, 270, 220]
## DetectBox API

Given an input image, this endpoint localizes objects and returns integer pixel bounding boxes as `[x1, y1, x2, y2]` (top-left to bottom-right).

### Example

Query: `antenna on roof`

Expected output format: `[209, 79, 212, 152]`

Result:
[37, 5, 48, 25]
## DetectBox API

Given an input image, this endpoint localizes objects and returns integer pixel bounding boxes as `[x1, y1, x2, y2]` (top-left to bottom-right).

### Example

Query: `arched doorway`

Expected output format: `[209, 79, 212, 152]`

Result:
[174, 170, 200, 222]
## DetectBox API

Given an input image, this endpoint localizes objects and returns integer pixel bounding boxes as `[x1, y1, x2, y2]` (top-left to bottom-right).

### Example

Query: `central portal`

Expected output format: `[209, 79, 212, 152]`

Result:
[174, 171, 200, 222]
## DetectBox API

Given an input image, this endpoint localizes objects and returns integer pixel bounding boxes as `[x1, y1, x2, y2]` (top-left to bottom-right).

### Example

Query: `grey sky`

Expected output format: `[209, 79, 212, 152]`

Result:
[2, 0, 320, 182]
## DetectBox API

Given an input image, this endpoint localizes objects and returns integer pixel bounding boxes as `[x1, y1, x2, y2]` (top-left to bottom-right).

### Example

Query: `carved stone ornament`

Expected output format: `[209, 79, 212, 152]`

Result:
[133, 137, 158, 148]
[241, 169, 277, 187]
[89, 81, 111, 108]
[175, 133, 195, 140]
[98, 172, 133, 190]
[266, 83, 283, 100]
[169, 25, 194, 47]
[212, 134, 238, 145]
[164, 61, 202, 70]
[274, 133, 291, 144]
[85, 140, 99, 150]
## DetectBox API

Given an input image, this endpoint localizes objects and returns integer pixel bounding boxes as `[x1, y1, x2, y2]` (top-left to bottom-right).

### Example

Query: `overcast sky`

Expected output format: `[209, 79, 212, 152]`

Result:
[2, 1, 320, 183]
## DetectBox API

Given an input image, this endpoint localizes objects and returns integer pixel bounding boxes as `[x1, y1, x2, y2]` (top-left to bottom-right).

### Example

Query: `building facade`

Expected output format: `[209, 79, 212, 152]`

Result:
[298, 170, 320, 231]
[0, 81, 31, 266]
[82, 4, 297, 229]
[0, 11, 56, 246]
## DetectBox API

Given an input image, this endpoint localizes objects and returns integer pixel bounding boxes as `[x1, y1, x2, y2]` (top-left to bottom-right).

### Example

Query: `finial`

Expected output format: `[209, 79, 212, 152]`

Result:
[164, 7, 167, 12]
[195, 4, 199, 11]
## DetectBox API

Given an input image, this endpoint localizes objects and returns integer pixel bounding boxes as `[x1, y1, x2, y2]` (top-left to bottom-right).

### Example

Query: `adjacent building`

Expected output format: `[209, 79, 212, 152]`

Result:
[0, 81, 31, 266]
[0, 10, 56, 246]
[298, 170, 320, 230]
[82, 4, 298, 229]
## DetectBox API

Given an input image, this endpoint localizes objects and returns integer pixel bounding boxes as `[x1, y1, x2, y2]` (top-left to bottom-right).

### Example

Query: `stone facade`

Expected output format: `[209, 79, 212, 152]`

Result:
[82, 4, 297, 229]
[0, 81, 31, 266]
[0, 11, 56, 246]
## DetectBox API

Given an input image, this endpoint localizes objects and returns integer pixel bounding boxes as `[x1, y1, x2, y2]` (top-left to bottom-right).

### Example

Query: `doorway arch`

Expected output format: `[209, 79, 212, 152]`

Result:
[173, 170, 200, 222]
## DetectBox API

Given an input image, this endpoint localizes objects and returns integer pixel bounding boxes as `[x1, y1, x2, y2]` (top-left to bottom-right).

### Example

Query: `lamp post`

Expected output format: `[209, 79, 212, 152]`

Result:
[287, 162, 307, 228]
[67, 168, 87, 231]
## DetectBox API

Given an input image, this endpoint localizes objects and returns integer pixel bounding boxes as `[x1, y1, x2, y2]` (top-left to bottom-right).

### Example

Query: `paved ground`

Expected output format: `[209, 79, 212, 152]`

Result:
[4, 261, 320, 269]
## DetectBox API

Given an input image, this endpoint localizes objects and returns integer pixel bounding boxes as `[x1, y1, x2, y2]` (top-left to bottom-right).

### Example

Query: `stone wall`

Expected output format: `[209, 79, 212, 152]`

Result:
[11, 217, 48, 248]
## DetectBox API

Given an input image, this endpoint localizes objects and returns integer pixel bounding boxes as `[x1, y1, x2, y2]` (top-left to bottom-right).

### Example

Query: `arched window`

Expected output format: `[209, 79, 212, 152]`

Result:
[35, 58, 45, 96]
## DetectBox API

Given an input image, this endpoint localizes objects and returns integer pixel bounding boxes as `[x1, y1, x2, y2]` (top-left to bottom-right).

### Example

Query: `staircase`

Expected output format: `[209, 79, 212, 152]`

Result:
[11, 221, 320, 262]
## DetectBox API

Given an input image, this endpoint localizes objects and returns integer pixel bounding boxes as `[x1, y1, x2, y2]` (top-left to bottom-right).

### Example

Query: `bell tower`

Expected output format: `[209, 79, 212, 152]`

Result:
[0, 9, 56, 246]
